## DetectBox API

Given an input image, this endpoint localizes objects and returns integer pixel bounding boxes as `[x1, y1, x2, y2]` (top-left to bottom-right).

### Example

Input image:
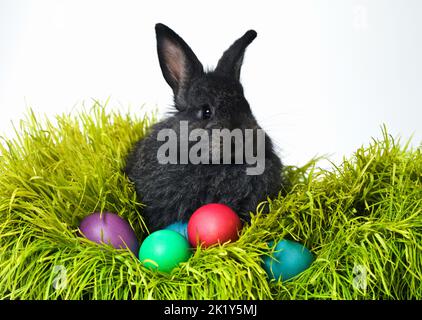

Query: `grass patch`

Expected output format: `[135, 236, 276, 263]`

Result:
[0, 102, 420, 299]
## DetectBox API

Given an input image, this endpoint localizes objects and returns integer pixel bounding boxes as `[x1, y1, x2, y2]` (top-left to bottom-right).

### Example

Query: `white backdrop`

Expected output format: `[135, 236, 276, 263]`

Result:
[1, 0, 421, 167]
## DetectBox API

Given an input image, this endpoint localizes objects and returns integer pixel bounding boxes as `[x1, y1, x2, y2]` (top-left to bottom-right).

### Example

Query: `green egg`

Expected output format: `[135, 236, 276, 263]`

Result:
[138, 229, 191, 273]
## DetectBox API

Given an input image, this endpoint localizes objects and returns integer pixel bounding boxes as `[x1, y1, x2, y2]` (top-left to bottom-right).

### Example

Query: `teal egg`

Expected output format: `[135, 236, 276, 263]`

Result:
[263, 239, 314, 281]
[165, 221, 188, 239]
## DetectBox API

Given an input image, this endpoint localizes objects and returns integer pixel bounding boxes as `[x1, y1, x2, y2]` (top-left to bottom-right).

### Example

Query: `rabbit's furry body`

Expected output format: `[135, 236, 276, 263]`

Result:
[125, 24, 283, 231]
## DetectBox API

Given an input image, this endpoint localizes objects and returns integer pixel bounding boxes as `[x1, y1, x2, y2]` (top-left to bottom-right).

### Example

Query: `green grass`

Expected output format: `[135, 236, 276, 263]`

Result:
[0, 101, 421, 300]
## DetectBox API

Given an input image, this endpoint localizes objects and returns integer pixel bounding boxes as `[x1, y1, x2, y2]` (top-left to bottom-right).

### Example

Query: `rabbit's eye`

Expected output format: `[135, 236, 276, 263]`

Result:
[201, 104, 212, 120]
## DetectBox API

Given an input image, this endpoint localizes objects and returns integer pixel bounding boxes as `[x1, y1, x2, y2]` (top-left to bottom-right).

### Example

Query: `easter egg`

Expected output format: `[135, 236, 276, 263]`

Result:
[138, 229, 191, 273]
[263, 239, 314, 281]
[79, 212, 139, 254]
[165, 221, 188, 239]
[187, 203, 242, 248]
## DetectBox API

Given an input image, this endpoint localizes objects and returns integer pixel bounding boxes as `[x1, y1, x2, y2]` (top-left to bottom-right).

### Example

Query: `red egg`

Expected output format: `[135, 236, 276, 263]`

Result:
[187, 203, 242, 248]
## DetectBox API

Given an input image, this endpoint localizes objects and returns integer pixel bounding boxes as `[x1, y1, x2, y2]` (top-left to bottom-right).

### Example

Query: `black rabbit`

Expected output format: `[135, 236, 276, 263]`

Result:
[125, 23, 284, 231]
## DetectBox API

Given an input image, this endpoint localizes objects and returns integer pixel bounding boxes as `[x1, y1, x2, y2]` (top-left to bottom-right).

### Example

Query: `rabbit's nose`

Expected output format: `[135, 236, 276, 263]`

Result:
[204, 120, 231, 131]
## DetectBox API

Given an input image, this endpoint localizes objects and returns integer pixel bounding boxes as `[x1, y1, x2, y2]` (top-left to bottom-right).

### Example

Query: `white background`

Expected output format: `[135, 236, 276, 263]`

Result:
[1, 0, 421, 167]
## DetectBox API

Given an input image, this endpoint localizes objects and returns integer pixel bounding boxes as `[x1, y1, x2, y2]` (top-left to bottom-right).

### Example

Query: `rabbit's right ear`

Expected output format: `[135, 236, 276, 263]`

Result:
[155, 23, 204, 96]
[215, 30, 257, 81]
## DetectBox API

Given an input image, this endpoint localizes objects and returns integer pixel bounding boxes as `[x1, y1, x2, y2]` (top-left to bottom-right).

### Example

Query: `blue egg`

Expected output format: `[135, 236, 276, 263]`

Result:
[263, 239, 314, 281]
[164, 221, 188, 239]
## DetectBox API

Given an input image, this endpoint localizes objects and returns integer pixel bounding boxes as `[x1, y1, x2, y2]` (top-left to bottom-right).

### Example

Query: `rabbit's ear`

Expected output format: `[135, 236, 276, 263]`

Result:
[155, 23, 204, 95]
[215, 30, 257, 80]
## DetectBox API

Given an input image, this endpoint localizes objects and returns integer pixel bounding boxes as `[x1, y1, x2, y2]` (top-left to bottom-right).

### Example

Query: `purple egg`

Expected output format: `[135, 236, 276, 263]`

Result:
[79, 212, 138, 254]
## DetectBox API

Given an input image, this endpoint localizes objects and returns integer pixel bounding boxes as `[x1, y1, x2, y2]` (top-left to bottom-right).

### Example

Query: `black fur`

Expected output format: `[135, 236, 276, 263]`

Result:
[125, 23, 284, 231]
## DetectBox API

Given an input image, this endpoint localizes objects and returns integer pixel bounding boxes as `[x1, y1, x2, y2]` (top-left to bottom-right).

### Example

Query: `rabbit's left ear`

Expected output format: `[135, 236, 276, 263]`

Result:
[215, 30, 257, 80]
[155, 23, 204, 95]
